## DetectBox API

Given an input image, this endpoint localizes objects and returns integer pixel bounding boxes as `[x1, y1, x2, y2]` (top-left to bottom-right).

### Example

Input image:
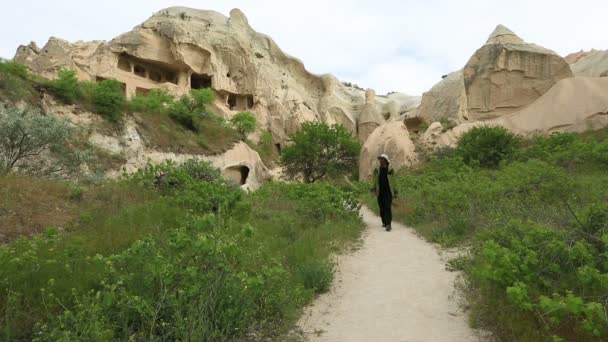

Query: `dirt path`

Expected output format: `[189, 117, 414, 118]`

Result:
[295, 206, 480, 342]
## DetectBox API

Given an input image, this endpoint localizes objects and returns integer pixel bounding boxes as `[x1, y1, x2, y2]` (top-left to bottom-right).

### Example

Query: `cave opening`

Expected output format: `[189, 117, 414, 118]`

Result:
[191, 73, 213, 89]
[117, 58, 131, 72]
[404, 117, 425, 134]
[225, 165, 250, 185]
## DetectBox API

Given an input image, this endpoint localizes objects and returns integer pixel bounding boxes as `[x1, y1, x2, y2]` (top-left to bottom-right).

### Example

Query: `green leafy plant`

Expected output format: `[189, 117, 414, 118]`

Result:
[48, 68, 81, 104]
[231, 111, 256, 137]
[280, 122, 360, 183]
[456, 126, 520, 168]
[167, 88, 215, 131]
[91, 80, 126, 122]
[0, 104, 73, 175]
[128, 88, 174, 113]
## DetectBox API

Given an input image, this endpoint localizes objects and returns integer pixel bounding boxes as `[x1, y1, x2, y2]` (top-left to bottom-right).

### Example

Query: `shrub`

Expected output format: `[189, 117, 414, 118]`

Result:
[0, 104, 73, 175]
[456, 126, 520, 168]
[467, 214, 608, 340]
[91, 80, 125, 122]
[128, 88, 174, 113]
[0, 60, 34, 102]
[48, 68, 81, 104]
[167, 89, 215, 131]
[281, 122, 360, 183]
[231, 111, 256, 137]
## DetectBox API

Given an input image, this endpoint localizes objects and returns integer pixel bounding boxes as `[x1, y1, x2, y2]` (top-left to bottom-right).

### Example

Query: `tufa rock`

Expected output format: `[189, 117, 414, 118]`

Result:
[569, 50, 608, 77]
[13, 7, 419, 150]
[418, 25, 573, 124]
[359, 121, 417, 180]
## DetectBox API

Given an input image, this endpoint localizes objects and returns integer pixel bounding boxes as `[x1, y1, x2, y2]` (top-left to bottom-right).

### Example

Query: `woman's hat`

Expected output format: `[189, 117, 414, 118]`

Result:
[378, 153, 391, 164]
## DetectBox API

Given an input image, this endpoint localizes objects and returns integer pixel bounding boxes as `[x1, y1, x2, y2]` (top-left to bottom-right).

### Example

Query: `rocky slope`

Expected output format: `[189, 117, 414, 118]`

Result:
[11, 8, 608, 182]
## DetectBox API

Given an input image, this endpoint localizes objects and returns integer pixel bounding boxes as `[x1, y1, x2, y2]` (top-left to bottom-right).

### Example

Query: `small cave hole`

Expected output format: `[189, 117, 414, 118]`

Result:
[191, 73, 212, 89]
[225, 166, 250, 186]
[134, 65, 147, 78]
[117, 58, 131, 72]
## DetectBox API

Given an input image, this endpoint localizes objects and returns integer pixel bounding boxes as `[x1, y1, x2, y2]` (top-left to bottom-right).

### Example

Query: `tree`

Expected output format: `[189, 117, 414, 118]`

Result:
[0, 105, 72, 175]
[168, 88, 215, 131]
[231, 111, 256, 137]
[280, 122, 360, 183]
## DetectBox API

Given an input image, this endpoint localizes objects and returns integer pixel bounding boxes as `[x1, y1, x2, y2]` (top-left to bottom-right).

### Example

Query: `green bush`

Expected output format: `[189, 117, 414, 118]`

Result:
[0, 104, 73, 175]
[374, 127, 608, 340]
[456, 126, 520, 168]
[128, 88, 174, 113]
[48, 69, 81, 104]
[91, 80, 125, 122]
[0, 59, 29, 79]
[281, 122, 360, 183]
[466, 213, 608, 340]
[167, 88, 215, 131]
[0, 173, 363, 340]
[231, 111, 257, 137]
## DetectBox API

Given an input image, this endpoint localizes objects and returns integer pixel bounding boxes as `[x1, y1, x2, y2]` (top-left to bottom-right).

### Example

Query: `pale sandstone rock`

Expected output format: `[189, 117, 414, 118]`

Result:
[417, 71, 467, 123]
[564, 50, 593, 64]
[418, 25, 573, 124]
[424, 77, 608, 148]
[14, 7, 418, 150]
[570, 50, 608, 77]
[359, 121, 417, 180]
[357, 89, 385, 142]
[493, 76, 608, 135]
[463, 25, 573, 120]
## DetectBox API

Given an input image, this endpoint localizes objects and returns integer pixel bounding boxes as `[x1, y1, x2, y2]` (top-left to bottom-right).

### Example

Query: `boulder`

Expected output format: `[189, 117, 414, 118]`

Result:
[359, 121, 417, 180]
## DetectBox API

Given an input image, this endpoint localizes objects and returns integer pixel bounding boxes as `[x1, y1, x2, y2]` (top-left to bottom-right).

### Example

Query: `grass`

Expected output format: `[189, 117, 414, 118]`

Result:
[361, 127, 608, 341]
[134, 111, 240, 155]
[0, 165, 363, 340]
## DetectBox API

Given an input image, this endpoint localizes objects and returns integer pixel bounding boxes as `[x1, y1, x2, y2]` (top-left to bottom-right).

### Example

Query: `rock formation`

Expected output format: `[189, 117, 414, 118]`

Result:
[418, 25, 572, 124]
[569, 50, 608, 77]
[359, 121, 417, 180]
[13, 7, 419, 149]
[12, 6, 424, 185]
[494, 76, 608, 135]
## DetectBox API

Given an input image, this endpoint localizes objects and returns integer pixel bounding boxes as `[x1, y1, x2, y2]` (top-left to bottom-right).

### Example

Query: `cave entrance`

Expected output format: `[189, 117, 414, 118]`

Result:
[404, 117, 425, 134]
[275, 143, 282, 156]
[191, 73, 212, 89]
[225, 165, 250, 185]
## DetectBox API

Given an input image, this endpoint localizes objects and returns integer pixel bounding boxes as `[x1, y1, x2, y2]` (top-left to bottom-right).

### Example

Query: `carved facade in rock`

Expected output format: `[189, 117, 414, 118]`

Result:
[14, 7, 419, 149]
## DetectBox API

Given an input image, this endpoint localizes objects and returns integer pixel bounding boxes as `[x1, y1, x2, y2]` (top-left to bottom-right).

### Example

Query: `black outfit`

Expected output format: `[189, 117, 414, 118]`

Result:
[377, 166, 392, 227]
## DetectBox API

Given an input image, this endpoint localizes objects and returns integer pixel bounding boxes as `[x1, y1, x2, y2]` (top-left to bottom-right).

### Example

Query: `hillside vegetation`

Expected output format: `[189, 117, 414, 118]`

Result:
[368, 127, 608, 341]
[0, 161, 363, 340]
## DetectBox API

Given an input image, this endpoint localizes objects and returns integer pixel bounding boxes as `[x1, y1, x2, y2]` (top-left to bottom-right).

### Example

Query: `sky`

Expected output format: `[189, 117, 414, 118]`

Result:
[1, 0, 607, 95]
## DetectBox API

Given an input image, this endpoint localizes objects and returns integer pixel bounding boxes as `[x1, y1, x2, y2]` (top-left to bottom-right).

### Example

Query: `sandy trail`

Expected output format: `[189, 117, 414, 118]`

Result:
[295, 206, 479, 342]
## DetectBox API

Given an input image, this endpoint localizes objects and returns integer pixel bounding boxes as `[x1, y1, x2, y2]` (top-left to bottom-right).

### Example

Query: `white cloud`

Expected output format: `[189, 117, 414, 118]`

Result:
[1, 0, 607, 95]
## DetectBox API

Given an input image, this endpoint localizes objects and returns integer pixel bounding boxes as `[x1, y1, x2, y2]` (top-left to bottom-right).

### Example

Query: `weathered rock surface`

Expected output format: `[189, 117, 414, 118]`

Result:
[423, 77, 608, 148]
[13, 7, 419, 148]
[418, 25, 573, 124]
[416, 71, 466, 124]
[463, 25, 573, 121]
[494, 76, 608, 135]
[359, 121, 417, 180]
[569, 50, 608, 77]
